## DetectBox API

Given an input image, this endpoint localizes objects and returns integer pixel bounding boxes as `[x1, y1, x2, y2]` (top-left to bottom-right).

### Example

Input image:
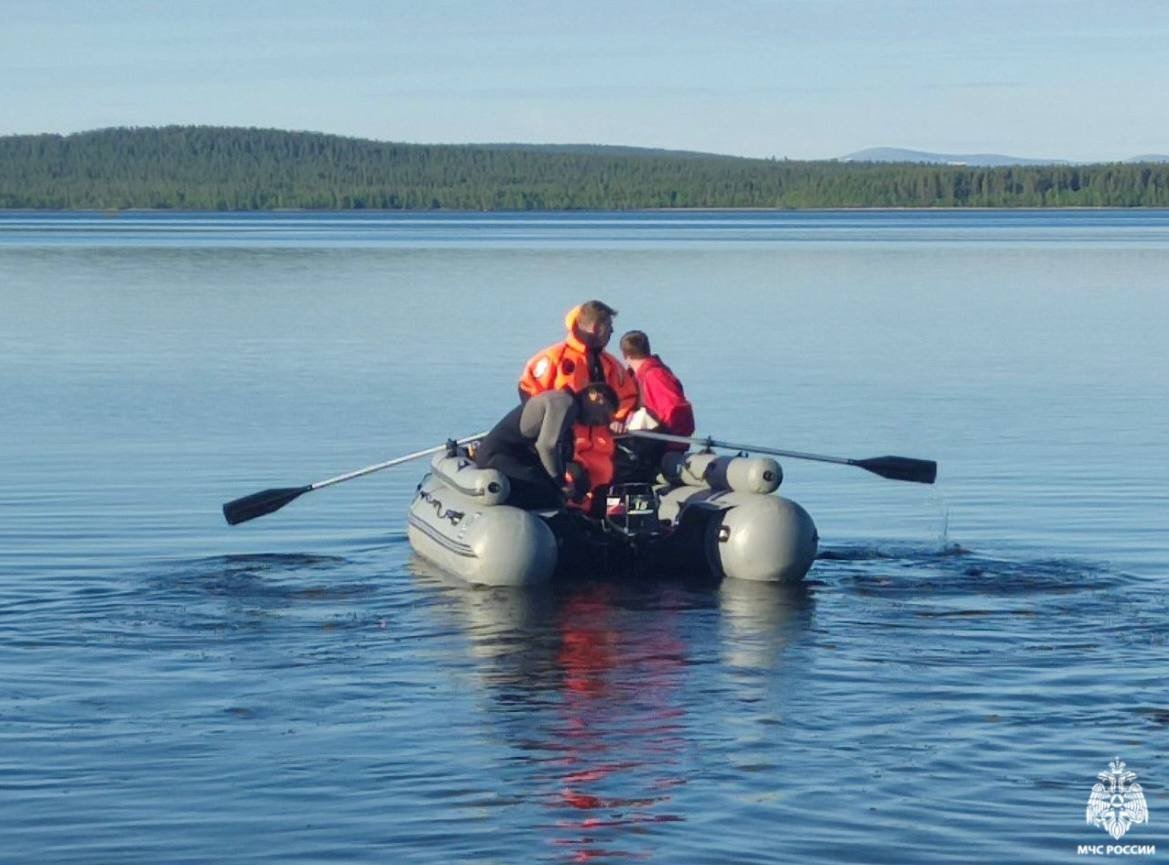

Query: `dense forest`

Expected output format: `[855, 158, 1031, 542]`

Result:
[2, 126, 1168, 210]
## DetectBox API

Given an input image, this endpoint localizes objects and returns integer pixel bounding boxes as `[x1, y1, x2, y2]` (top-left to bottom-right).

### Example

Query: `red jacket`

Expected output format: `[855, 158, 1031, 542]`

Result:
[633, 356, 695, 440]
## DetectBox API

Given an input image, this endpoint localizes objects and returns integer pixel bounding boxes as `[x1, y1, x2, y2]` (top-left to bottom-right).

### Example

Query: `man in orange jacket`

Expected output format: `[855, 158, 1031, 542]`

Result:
[518, 301, 639, 507]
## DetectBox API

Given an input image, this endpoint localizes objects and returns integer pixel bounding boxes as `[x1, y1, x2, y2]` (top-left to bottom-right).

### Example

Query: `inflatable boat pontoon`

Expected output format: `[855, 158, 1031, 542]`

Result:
[407, 443, 819, 586]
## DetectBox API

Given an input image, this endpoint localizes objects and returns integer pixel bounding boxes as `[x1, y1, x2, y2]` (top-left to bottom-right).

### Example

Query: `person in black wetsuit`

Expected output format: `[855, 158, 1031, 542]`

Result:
[474, 384, 619, 510]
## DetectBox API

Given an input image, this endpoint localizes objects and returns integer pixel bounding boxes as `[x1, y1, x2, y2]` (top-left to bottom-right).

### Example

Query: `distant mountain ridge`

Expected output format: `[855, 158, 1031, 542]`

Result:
[843, 147, 1169, 166]
[473, 142, 743, 160]
[841, 147, 1068, 166]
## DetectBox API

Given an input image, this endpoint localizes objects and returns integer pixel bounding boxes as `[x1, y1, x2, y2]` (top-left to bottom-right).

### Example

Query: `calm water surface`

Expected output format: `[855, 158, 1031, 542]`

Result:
[2, 211, 1167, 863]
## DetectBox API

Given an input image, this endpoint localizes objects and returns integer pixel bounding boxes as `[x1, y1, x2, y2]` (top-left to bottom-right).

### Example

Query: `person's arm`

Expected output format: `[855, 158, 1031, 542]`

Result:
[525, 392, 576, 480]
[518, 345, 561, 401]
[604, 354, 640, 422]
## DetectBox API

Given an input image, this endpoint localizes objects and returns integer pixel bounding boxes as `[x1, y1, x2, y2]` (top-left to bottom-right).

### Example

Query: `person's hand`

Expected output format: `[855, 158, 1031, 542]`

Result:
[609, 419, 627, 434]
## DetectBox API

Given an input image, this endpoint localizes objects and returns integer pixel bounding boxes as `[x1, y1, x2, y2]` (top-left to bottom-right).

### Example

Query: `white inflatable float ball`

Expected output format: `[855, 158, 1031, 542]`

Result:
[709, 494, 818, 583]
[658, 451, 818, 582]
[673, 452, 783, 495]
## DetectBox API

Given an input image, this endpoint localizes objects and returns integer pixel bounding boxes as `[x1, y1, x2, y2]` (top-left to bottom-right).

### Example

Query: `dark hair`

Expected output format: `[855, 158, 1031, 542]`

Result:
[577, 382, 619, 426]
[619, 330, 651, 359]
[578, 300, 618, 328]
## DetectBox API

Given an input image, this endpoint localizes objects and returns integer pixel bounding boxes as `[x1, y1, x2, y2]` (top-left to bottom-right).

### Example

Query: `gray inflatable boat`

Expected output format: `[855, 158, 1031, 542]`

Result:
[407, 446, 818, 587]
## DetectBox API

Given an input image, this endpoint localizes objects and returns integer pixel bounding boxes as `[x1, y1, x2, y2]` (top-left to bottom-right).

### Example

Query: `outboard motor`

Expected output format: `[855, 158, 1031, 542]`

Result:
[604, 483, 663, 540]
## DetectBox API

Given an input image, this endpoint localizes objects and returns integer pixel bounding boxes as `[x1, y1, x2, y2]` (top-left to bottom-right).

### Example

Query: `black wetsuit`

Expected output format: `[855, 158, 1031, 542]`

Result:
[475, 391, 577, 510]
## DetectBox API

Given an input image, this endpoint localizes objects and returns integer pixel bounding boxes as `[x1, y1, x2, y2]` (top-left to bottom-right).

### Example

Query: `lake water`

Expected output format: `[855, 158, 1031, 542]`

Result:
[2, 210, 1167, 863]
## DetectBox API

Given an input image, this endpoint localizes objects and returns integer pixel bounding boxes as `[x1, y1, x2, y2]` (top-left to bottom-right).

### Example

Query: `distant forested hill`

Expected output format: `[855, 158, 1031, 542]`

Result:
[2, 126, 1168, 210]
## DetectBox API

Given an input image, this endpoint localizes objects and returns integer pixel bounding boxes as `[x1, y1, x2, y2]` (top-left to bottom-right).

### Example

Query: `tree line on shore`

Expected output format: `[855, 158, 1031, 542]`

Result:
[2, 126, 1167, 210]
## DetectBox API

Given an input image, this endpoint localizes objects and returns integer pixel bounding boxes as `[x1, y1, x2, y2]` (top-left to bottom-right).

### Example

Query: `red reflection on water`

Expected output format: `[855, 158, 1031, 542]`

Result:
[545, 586, 689, 862]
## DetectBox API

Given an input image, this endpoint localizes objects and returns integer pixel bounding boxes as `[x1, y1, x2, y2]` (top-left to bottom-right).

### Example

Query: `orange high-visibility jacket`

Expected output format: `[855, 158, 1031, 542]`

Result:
[518, 306, 639, 418]
[518, 306, 640, 492]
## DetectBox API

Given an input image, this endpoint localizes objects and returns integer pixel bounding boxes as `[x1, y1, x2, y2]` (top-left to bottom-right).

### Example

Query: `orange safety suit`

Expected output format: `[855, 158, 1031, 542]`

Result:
[518, 306, 639, 498]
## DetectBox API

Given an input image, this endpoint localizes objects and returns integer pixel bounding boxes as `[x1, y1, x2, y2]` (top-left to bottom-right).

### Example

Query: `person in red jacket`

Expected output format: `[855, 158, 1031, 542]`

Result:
[616, 330, 696, 482]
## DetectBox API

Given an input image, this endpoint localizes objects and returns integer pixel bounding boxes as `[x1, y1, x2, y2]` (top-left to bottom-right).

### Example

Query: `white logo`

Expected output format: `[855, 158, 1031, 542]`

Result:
[532, 357, 550, 380]
[1087, 759, 1149, 840]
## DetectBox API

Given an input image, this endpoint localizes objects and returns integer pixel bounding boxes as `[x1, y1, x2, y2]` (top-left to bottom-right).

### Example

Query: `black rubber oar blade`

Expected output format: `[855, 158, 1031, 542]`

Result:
[223, 485, 312, 525]
[853, 456, 938, 485]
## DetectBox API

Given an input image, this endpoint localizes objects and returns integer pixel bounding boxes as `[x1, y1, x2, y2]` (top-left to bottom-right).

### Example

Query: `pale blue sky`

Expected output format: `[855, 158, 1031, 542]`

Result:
[2, 0, 1166, 160]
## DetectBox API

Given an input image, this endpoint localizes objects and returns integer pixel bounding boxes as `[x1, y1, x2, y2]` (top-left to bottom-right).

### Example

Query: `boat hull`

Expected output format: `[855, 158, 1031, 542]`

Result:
[407, 453, 818, 586]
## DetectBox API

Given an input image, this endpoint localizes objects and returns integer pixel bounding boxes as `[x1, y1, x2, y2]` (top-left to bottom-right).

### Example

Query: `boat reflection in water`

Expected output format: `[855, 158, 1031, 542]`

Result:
[411, 560, 815, 861]
[717, 578, 814, 671]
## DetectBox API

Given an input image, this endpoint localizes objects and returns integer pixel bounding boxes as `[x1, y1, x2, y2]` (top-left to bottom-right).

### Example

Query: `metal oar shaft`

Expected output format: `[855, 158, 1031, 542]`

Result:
[223, 430, 490, 525]
[623, 430, 853, 467]
[624, 430, 937, 484]
[310, 431, 487, 491]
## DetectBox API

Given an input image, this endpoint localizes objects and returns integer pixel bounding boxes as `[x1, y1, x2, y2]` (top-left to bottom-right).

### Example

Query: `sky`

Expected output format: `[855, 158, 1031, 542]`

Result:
[2, 0, 1167, 161]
